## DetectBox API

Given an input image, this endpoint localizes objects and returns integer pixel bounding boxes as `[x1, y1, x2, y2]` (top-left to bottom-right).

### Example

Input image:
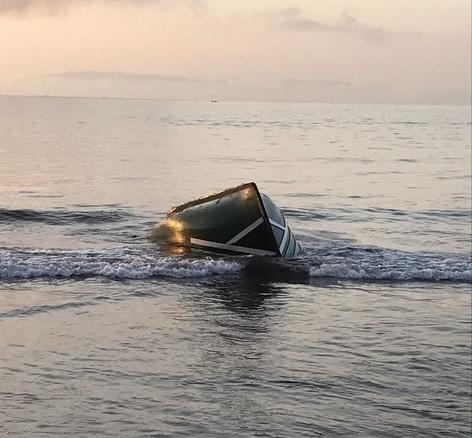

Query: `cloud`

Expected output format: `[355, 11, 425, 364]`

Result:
[0, 0, 191, 15]
[277, 79, 396, 103]
[278, 78, 354, 103]
[281, 79, 351, 88]
[263, 8, 421, 42]
[47, 70, 235, 85]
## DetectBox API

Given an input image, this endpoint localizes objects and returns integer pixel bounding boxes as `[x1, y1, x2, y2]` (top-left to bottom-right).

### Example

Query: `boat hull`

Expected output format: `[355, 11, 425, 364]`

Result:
[152, 182, 301, 259]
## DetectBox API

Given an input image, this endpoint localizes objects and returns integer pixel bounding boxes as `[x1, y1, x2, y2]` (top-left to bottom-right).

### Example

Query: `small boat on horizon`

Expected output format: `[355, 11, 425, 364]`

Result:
[152, 182, 301, 259]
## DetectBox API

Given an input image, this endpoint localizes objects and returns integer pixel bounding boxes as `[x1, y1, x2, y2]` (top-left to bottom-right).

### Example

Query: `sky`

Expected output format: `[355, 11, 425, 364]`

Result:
[0, 0, 470, 103]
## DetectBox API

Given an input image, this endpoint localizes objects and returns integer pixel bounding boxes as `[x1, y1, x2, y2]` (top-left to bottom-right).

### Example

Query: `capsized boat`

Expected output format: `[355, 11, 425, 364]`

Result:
[152, 182, 301, 259]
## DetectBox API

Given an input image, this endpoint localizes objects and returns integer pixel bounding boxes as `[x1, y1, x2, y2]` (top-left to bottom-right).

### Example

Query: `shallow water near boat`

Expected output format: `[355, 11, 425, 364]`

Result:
[1, 97, 471, 437]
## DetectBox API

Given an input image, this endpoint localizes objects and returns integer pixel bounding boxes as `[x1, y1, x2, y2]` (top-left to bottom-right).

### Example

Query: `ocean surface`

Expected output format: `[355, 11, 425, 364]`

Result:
[0, 96, 471, 437]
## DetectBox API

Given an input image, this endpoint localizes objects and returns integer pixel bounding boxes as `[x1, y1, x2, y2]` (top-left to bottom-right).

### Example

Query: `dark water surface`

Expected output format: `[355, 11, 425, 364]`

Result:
[1, 96, 471, 436]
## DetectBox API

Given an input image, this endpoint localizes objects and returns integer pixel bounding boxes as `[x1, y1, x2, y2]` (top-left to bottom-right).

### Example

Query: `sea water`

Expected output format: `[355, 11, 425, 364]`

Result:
[1, 96, 471, 436]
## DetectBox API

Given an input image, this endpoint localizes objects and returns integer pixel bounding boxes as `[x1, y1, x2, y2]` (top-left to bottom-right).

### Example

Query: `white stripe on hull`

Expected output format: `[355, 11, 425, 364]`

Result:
[268, 218, 285, 231]
[226, 217, 264, 244]
[278, 225, 289, 254]
[190, 238, 278, 257]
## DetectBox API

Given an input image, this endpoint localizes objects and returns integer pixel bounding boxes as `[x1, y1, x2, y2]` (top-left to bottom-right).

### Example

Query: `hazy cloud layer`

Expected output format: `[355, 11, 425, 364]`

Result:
[279, 78, 381, 103]
[48, 70, 234, 85]
[31, 71, 472, 104]
[264, 8, 421, 42]
[0, 0, 179, 15]
[281, 79, 351, 88]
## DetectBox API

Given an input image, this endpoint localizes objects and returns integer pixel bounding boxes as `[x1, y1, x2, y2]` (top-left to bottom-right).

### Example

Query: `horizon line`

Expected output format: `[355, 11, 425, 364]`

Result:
[0, 93, 470, 107]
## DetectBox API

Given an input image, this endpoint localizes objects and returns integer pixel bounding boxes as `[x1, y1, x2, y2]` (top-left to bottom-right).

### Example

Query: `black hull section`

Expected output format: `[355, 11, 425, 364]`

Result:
[152, 183, 301, 259]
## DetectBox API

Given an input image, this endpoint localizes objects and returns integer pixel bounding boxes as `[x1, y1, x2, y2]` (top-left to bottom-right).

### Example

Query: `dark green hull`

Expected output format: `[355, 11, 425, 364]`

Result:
[152, 182, 301, 259]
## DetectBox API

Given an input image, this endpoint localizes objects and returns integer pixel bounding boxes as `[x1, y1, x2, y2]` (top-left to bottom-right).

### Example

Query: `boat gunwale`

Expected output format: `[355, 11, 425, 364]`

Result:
[168, 182, 257, 215]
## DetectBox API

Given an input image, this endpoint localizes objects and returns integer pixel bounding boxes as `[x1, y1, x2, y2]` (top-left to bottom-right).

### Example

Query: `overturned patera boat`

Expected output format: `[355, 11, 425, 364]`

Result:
[152, 182, 301, 259]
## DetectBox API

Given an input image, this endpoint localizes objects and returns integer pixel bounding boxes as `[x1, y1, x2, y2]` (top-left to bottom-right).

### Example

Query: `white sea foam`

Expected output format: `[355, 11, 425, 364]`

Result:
[0, 248, 242, 279]
[1, 247, 470, 282]
[309, 258, 471, 281]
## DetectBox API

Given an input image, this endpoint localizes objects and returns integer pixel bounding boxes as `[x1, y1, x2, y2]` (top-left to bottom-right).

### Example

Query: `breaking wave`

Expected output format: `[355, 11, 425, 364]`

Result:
[0, 246, 470, 282]
[309, 262, 470, 282]
[0, 248, 241, 280]
[306, 246, 471, 282]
